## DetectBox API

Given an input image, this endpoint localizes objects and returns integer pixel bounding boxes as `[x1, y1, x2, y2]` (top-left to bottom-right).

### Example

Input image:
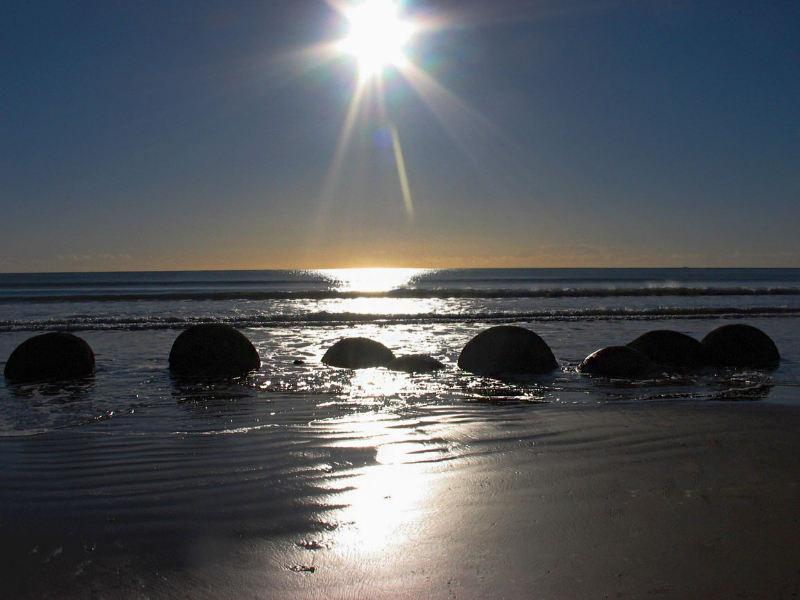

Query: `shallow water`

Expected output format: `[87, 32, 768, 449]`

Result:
[1, 314, 797, 437]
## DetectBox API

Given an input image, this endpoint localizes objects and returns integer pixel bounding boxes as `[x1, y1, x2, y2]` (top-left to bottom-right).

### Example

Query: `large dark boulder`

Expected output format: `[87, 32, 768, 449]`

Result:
[4, 332, 95, 383]
[578, 345, 653, 379]
[701, 324, 780, 369]
[387, 354, 445, 373]
[458, 325, 558, 377]
[322, 337, 395, 369]
[169, 324, 260, 377]
[627, 330, 708, 370]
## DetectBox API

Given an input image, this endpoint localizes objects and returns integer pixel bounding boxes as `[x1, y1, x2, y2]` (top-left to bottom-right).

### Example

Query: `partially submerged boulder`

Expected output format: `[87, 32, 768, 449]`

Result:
[627, 330, 708, 370]
[458, 325, 558, 377]
[579, 345, 653, 379]
[387, 354, 445, 373]
[169, 324, 260, 377]
[702, 324, 780, 369]
[322, 337, 395, 369]
[4, 332, 95, 383]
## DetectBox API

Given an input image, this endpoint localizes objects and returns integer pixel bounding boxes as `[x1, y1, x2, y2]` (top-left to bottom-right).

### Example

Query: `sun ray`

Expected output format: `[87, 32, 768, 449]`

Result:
[373, 69, 413, 220]
[306, 76, 369, 246]
[397, 60, 522, 160]
[307, 0, 562, 255]
[395, 59, 557, 205]
[308, 1, 419, 248]
[261, 40, 346, 86]
[326, 79, 369, 197]
[389, 125, 414, 221]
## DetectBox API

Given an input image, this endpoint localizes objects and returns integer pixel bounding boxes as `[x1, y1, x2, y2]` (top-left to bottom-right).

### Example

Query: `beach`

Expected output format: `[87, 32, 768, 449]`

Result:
[3, 402, 800, 599]
[1, 268, 800, 598]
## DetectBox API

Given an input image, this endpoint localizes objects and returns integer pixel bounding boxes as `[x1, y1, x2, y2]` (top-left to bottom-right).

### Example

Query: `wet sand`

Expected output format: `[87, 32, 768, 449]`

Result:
[3, 401, 800, 599]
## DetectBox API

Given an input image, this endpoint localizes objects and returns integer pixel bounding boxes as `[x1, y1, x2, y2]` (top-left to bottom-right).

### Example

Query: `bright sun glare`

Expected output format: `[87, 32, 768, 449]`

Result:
[339, 0, 415, 77]
[319, 267, 429, 292]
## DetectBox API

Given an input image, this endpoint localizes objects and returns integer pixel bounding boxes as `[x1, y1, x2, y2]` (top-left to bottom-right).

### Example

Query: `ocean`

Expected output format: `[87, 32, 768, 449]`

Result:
[2, 267, 799, 424]
[2, 267, 800, 598]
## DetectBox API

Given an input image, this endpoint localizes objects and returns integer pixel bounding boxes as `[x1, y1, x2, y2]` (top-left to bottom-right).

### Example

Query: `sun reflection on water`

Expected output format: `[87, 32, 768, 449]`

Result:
[317, 267, 434, 293]
[312, 268, 440, 318]
[317, 296, 443, 316]
[321, 368, 444, 408]
[347, 368, 409, 403]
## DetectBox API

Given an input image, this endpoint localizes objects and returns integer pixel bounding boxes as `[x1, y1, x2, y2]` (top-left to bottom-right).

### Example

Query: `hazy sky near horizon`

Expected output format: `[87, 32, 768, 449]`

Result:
[2, 0, 798, 272]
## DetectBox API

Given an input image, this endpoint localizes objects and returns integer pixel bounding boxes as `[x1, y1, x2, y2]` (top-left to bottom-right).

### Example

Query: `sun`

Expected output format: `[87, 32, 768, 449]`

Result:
[339, 0, 415, 77]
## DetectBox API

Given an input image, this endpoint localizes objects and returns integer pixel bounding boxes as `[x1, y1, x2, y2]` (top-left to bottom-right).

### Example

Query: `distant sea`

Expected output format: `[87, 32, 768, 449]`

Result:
[2, 268, 800, 596]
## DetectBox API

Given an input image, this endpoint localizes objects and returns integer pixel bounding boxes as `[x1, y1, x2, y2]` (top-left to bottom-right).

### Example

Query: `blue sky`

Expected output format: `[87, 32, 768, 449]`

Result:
[2, 0, 798, 271]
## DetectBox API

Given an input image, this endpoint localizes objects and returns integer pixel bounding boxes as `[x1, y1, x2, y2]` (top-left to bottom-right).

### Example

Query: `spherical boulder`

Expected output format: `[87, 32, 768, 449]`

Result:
[457, 325, 558, 377]
[578, 345, 653, 379]
[322, 337, 395, 369]
[387, 354, 445, 373]
[4, 332, 95, 383]
[701, 324, 780, 369]
[169, 324, 260, 377]
[627, 330, 708, 370]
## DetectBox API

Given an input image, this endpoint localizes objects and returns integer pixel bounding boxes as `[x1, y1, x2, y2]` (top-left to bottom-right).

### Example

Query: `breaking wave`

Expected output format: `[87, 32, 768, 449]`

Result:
[2, 306, 799, 332]
[2, 286, 800, 304]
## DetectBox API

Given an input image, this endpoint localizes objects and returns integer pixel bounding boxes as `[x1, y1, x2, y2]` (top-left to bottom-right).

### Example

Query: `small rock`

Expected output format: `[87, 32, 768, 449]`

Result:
[288, 564, 317, 573]
[387, 354, 445, 373]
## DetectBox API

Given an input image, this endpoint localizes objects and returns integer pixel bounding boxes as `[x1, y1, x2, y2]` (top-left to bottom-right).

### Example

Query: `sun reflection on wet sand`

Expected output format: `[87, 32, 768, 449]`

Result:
[336, 459, 431, 552]
[314, 412, 446, 553]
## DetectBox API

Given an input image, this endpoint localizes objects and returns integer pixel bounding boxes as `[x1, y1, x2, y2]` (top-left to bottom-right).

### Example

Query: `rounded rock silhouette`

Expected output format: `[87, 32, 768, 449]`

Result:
[701, 324, 780, 369]
[458, 325, 558, 377]
[322, 337, 395, 369]
[169, 324, 260, 377]
[578, 345, 652, 379]
[4, 332, 95, 383]
[387, 354, 445, 373]
[627, 330, 708, 370]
